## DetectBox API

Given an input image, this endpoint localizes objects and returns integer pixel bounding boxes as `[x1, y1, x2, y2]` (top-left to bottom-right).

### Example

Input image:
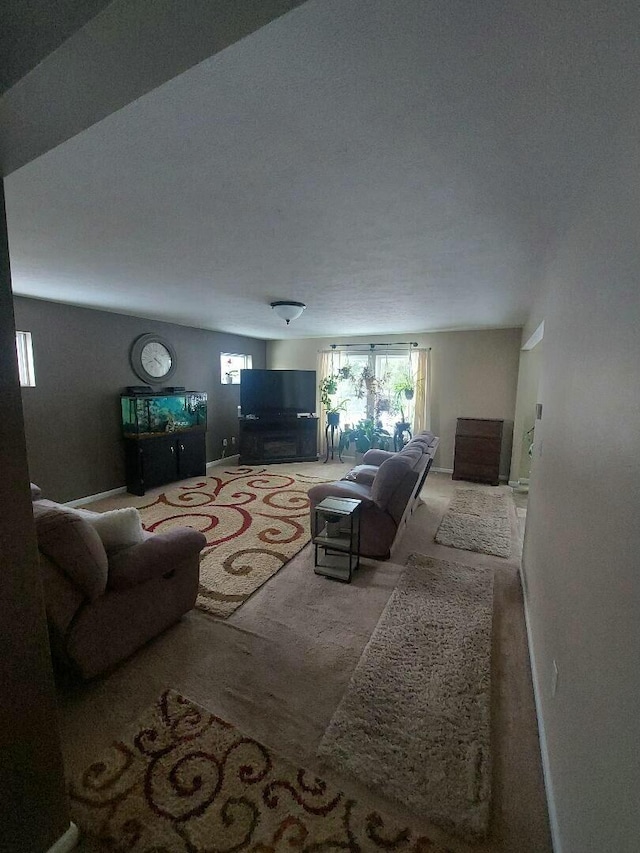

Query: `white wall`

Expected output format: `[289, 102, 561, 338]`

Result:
[268, 328, 521, 478]
[522, 114, 640, 852]
[509, 342, 542, 484]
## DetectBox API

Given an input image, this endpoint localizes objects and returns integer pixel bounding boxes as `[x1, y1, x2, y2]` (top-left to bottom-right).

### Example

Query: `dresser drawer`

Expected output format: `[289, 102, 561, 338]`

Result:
[454, 436, 502, 464]
[456, 418, 504, 438]
[453, 459, 500, 485]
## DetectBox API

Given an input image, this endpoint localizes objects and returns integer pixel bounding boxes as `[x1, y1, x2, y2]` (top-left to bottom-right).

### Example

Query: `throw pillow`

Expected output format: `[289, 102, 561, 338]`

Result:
[85, 507, 145, 553]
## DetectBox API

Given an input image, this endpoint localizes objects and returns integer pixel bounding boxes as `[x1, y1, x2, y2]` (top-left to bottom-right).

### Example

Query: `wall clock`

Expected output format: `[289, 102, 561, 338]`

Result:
[130, 333, 177, 384]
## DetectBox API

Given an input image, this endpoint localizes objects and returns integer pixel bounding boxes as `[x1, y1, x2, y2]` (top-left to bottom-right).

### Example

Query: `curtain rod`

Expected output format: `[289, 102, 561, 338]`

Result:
[328, 342, 430, 350]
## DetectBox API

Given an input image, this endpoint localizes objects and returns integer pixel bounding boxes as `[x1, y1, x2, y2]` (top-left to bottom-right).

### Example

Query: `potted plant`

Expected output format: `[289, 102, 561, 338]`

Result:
[319, 373, 349, 426]
[393, 369, 415, 400]
[340, 418, 392, 455]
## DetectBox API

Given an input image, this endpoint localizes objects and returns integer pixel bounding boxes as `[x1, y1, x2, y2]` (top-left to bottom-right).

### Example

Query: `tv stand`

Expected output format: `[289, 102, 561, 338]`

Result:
[239, 416, 318, 464]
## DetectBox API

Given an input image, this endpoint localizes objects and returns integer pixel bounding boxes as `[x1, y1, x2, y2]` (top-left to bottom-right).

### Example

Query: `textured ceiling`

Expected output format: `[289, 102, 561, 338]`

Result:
[5, 0, 634, 339]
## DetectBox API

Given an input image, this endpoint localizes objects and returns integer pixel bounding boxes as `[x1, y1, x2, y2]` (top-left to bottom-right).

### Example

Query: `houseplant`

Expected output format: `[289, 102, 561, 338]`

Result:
[319, 373, 348, 425]
[340, 418, 392, 454]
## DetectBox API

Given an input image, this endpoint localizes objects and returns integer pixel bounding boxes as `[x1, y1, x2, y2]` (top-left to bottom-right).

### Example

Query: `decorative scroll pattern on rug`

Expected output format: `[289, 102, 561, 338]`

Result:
[317, 554, 494, 842]
[139, 467, 330, 618]
[69, 689, 452, 852]
[435, 488, 513, 558]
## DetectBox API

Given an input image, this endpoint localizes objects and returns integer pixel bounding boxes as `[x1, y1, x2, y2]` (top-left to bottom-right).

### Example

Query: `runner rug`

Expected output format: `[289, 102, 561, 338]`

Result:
[139, 467, 329, 618]
[317, 554, 494, 842]
[435, 488, 513, 558]
[69, 688, 452, 852]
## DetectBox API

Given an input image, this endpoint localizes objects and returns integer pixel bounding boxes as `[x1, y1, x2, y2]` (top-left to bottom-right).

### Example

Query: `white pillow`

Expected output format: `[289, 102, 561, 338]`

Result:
[84, 507, 145, 553]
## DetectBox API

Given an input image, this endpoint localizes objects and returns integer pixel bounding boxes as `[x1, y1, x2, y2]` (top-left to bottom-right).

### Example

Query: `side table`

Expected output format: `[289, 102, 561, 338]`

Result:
[313, 496, 362, 582]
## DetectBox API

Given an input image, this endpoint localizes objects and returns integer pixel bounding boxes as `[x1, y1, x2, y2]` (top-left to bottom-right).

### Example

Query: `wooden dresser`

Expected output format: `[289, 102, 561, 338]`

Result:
[452, 418, 504, 485]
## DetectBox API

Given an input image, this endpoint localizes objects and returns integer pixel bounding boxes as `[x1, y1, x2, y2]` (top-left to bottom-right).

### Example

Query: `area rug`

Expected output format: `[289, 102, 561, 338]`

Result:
[69, 688, 452, 852]
[317, 554, 494, 842]
[139, 467, 330, 618]
[434, 488, 513, 558]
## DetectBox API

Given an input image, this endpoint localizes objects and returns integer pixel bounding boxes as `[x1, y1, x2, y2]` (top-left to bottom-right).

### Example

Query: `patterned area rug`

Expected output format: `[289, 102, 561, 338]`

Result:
[69, 688, 451, 852]
[435, 488, 513, 558]
[139, 467, 329, 618]
[317, 554, 494, 842]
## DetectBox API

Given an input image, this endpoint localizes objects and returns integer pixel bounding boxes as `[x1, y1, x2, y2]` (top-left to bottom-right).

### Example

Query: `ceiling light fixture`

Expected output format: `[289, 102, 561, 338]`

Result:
[270, 300, 306, 325]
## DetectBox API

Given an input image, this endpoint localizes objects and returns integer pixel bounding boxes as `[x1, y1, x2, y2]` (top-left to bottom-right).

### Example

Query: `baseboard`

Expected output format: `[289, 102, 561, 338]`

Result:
[46, 822, 79, 853]
[64, 459, 239, 505]
[431, 466, 453, 474]
[521, 585, 563, 853]
[207, 454, 239, 468]
[65, 486, 126, 507]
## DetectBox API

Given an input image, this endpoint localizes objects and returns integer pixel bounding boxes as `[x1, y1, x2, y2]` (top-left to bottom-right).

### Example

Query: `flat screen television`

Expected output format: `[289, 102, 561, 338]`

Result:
[240, 369, 316, 416]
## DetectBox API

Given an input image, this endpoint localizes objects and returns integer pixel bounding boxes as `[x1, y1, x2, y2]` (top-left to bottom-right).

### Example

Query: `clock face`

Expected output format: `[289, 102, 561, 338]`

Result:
[130, 334, 177, 384]
[141, 341, 172, 378]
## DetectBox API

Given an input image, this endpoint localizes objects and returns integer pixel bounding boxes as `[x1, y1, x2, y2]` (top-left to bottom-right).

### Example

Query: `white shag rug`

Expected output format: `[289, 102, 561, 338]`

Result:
[317, 554, 494, 842]
[435, 488, 513, 558]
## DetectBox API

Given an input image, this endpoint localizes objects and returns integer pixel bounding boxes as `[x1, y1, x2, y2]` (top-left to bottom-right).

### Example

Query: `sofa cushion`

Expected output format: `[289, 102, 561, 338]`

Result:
[33, 503, 108, 601]
[371, 454, 414, 510]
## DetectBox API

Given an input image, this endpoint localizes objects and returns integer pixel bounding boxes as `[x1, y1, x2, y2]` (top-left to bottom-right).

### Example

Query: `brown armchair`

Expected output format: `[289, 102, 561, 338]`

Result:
[31, 486, 205, 679]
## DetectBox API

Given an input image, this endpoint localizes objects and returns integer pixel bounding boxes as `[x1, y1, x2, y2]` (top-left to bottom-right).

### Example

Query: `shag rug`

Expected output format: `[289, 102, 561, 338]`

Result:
[317, 554, 494, 842]
[139, 467, 329, 618]
[435, 488, 514, 558]
[69, 688, 451, 852]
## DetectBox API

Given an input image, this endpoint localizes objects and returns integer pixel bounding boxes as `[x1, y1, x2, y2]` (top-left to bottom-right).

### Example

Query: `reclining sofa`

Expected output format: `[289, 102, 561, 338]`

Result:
[308, 430, 439, 559]
[31, 484, 206, 679]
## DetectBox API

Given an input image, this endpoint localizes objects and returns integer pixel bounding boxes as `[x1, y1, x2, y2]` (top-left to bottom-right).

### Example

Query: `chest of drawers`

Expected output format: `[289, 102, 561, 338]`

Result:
[452, 418, 503, 485]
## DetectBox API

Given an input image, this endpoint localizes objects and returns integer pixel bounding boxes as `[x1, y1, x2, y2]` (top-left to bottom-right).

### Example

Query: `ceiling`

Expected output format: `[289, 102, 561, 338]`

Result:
[4, 0, 634, 339]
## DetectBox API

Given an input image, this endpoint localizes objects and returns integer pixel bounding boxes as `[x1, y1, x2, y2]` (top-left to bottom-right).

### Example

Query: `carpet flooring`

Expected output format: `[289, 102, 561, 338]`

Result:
[70, 688, 452, 852]
[434, 489, 514, 558]
[138, 466, 332, 617]
[318, 554, 494, 841]
[65, 466, 552, 853]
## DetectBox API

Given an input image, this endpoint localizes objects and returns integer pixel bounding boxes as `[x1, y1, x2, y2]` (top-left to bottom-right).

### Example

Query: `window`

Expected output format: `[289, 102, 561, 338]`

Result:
[221, 353, 252, 384]
[330, 352, 415, 432]
[15, 331, 36, 387]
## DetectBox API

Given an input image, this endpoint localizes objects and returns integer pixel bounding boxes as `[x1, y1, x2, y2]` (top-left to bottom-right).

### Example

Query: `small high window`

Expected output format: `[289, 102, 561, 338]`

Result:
[15, 331, 36, 387]
[221, 353, 252, 385]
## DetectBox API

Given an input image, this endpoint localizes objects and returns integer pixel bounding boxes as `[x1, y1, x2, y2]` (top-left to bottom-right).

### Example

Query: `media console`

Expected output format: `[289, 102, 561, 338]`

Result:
[239, 416, 318, 464]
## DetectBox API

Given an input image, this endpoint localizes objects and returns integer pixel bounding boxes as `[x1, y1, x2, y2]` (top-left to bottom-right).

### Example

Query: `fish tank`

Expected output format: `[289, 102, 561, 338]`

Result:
[121, 392, 207, 438]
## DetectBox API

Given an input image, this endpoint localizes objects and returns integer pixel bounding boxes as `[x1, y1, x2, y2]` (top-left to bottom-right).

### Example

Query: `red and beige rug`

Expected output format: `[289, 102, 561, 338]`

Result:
[69, 689, 450, 852]
[139, 467, 329, 618]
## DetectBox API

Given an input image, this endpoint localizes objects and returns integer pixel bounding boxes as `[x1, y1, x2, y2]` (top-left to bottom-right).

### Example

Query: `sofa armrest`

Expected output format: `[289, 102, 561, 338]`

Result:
[107, 527, 206, 591]
[362, 448, 396, 466]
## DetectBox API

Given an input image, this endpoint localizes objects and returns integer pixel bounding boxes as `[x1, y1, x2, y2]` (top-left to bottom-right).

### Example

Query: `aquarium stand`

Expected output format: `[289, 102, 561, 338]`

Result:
[120, 391, 208, 495]
[124, 431, 206, 495]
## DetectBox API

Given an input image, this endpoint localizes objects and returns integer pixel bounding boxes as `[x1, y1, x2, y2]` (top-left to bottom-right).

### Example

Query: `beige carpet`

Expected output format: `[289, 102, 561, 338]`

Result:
[66, 469, 552, 853]
[69, 688, 451, 852]
[317, 553, 494, 842]
[138, 466, 331, 617]
[434, 489, 513, 558]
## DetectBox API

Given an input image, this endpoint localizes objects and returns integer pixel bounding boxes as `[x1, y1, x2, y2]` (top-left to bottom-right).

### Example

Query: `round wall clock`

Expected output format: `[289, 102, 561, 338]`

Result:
[130, 333, 177, 384]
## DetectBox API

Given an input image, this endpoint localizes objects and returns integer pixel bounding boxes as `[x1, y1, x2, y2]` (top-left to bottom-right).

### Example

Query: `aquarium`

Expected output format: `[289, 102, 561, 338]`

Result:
[121, 392, 207, 437]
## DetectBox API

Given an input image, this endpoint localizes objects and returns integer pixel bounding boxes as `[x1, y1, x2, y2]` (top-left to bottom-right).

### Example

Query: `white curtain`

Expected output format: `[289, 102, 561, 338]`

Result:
[317, 350, 334, 455]
[411, 347, 431, 433]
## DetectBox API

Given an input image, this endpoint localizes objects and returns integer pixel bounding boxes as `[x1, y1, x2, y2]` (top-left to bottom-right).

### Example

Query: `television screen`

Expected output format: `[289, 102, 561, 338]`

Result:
[240, 369, 316, 416]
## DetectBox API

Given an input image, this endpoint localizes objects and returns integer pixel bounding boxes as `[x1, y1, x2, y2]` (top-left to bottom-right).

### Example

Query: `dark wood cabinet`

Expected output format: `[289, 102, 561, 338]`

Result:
[239, 417, 318, 464]
[124, 430, 206, 495]
[452, 418, 503, 485]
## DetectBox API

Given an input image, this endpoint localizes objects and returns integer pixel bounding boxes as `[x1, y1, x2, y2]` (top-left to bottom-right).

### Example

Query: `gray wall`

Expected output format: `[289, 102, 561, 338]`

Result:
[1, 190, 69, 851]
[13, 297, 266, 502]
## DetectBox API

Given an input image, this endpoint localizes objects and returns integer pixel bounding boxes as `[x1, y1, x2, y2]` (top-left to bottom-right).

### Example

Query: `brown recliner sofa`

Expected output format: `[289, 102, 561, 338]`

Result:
[308, 430, 439, 559]
[31, 484, 206, 679]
